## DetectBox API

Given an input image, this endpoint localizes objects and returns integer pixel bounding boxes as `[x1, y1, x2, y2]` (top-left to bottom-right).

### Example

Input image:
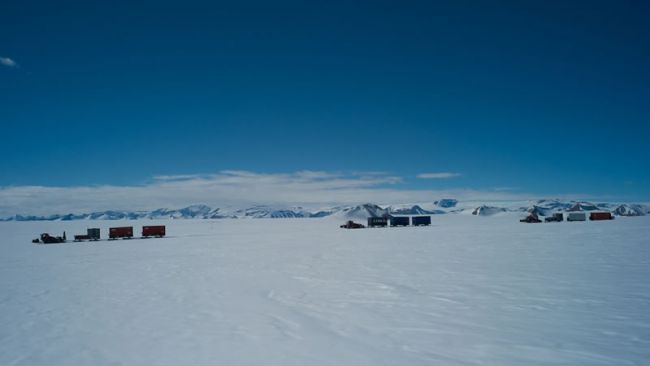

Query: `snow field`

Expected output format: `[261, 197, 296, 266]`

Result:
[1, 215, 649, 365]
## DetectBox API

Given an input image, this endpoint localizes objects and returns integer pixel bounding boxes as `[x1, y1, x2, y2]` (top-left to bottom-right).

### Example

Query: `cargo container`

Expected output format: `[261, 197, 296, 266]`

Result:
[412, 216, 431, 226]
[74, 228, 101, 241]
[142, 225, 166, 237]
[567, 212, 586, 222]
[544, 213, 564, 223]
[87, 228, 100, 240]
[109, 226, 133, 239]
[590, 212, 614, 221]
[367, 217, 388, 227]
[390, 216, 410, 227]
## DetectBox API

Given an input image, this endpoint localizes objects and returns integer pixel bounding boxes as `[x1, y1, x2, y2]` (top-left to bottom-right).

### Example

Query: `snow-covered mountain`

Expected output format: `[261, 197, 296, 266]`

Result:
[567, 202, 601, 212]
[1, 199, 647, 221]
[232, 206, 311, 219]
[471, 205, 507, 216]
[385, 205, 444, 215]
[526, 205, 554, 217]
[613, 204, 646, 217]
[334, 203, 389, 221]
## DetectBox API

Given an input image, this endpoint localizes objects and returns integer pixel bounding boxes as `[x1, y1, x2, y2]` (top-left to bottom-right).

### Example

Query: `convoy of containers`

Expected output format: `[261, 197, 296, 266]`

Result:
[31, 210, 621, 243]
[33, 225, 166, 244]
[521, 211, 615, 223]
[106, 225, 166, 239]
[349, 210, 615, 229]
[340, 215, 432, 229]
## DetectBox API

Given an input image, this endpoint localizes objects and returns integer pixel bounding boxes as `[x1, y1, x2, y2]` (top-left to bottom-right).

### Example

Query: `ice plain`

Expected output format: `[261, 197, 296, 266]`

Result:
[1, 214, 649, 365]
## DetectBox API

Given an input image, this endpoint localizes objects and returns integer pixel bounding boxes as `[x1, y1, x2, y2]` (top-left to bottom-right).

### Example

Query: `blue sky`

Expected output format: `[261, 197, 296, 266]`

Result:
[1, 0, 649, 210]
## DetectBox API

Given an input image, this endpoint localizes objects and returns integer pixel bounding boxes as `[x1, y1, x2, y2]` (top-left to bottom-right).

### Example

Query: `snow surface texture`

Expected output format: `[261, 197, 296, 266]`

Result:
[1, 215, 650, 365]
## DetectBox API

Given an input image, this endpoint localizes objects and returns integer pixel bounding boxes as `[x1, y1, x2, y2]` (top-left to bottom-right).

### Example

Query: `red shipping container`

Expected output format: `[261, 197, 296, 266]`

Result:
[109, 226, 133, 239]
[142, 225, 166, 237]
[590, 212, 614, 221]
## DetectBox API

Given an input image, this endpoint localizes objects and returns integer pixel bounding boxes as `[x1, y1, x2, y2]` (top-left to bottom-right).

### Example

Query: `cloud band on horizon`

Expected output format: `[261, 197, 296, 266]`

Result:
[0, 170, 537, 217]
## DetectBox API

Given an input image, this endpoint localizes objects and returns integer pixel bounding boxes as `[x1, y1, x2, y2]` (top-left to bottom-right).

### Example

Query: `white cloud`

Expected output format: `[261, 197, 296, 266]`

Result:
[416, 172, 461, 179]
[0, 170, 534, 216]
[0, 57, 17, 67]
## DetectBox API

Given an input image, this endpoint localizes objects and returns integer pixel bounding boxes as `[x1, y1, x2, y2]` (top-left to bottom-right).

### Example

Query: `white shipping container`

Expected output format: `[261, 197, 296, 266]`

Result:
[567, 212, 587, 221]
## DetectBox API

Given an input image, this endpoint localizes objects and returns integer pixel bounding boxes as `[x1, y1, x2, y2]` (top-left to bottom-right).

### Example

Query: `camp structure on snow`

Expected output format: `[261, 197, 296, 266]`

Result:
[412, 216, 431, 226]
[567, 212, 587, 222]
[367, 217, 388, 228]
[142, 225, 166, 237]
[590, 212, 614, 221]
[109, 226, 134, 239]
[389, 216, 410, 227]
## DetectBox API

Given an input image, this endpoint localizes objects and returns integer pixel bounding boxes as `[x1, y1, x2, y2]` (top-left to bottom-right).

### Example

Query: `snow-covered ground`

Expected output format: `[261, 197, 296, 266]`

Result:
[1, 214, 649, 365]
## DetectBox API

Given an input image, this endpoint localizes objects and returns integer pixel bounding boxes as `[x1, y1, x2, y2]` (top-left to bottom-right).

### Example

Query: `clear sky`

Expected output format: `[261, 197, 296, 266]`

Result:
[1, 0, 649, 204]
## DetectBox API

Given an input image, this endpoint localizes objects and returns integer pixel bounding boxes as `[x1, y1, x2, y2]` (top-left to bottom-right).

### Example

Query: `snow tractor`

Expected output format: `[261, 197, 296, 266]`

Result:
[520, 213, 542, 223]
[35, 232, 67, 244]
[340, 220, 365, 229]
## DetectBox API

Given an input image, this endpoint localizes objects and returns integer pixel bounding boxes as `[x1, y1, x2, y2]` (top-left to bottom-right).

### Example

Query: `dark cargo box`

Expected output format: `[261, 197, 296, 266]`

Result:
[367, 217, 388, 227]
[544, 213, 564, 222]
[590, 212, 614, 221]
[390, 216, 410, 227]
[109, 226, 133, 239]
[412, 216, 431, 226]
[142, 225, 166, 237]
[87, 228, 100, 240]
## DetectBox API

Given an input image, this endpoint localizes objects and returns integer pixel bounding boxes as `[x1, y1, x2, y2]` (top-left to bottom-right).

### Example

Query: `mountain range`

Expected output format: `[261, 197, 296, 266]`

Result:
[2, 199, 648, 221]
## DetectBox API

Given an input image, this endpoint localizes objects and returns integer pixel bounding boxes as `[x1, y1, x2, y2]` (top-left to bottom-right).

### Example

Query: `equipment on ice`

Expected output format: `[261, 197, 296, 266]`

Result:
[590, 212, 614, 221]
[412, 216, 432, 226]
[567, 212, 587, 222]
[109, 226, 134, 240]
[74, 228, 101, 241]
[340, 220, 365, 229]
[389, 216, 410, 227]
[142, 225, 166, 237]
[544, 213, 564, 222]
[35, 232, 67, 244]
[367, 217, 388, 228]
[520, 213, 542, 223]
